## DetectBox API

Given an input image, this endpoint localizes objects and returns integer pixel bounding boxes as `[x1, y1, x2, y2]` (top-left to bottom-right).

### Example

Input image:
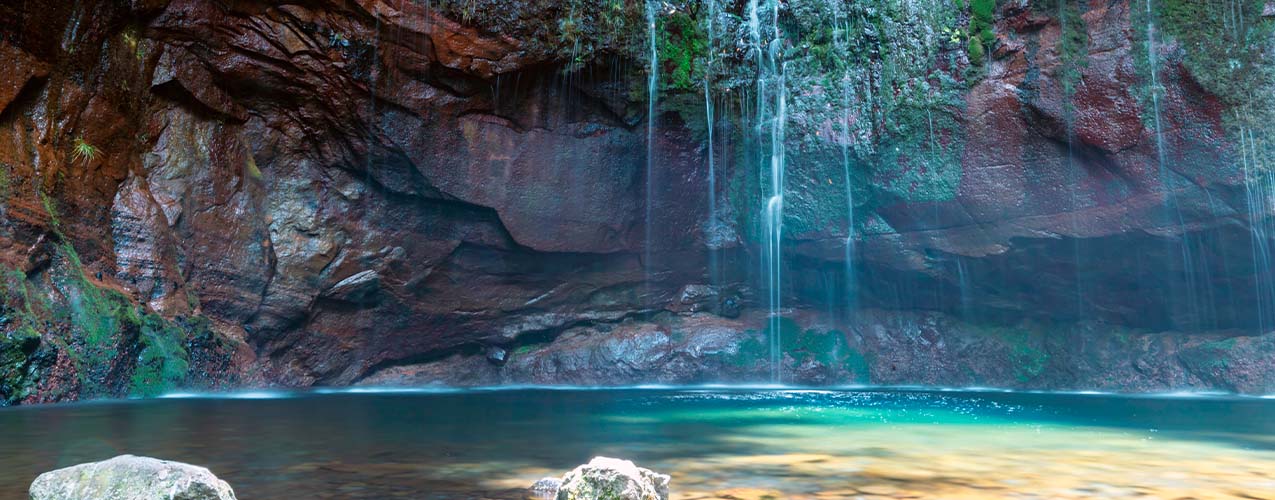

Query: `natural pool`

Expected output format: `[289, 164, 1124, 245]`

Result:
[1, 388, 1273, 499]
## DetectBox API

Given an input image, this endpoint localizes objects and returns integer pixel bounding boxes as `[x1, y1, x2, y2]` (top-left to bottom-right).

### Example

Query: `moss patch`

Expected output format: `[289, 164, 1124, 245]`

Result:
[657, 9, 709, 93]
[1133, 0, 1275, 168]
[983, 324, 1051, 383]
[129, 315, 191, 397]
[729, 317, 871, 382]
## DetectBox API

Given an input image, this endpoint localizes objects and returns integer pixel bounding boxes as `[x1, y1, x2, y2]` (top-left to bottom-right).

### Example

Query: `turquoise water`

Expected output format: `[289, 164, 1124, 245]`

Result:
[1, 389, 1273, 499]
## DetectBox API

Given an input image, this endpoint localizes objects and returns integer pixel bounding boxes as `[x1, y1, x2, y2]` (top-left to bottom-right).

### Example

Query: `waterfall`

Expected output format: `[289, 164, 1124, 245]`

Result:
[645, 0, 658, 301]
[750, 0, 787, 383]
[1242, 124, 1275, 332]
[838, 14, 856, 317]
[1145, 0, 1201, 328]
[957, 257, 972, 319]
[705, 0, 718, 289]
[1059, 0, 1085, 320]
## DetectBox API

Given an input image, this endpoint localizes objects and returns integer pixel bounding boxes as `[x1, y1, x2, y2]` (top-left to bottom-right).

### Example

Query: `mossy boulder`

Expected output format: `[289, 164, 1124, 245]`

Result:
[29, 455, 237, 500]
[555, 457, 670, 500]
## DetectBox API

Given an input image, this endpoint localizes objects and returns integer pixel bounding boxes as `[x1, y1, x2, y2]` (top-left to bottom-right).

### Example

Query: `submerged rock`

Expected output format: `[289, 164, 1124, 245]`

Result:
[555, 457, 669, 500]
[29, 455, 237, 500]
[529, 476, 562, 498]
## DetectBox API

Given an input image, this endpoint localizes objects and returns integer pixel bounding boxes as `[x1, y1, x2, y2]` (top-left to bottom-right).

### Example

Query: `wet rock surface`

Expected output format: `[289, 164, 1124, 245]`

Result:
[29, 455, 237, 500]
[553, 457, 669, 500]
[362, 309, 1275, 394]
[0, 0, 1271, 401]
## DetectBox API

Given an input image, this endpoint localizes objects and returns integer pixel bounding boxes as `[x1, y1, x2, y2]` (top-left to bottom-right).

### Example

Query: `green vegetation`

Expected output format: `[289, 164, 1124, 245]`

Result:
[559, 10, 583, 47]
[1051, 0, 1090, 103]
[50, 242, 195, 398]
[71, 137, 98, 163]
[0, 268, 42, 403]
[1147, 0, 1274, 106]
[0, 162, 12, 204]
[130, 315, 190, 397]
[0, 193, 198, 400]
[1179, 337, 1240, 374]
[1133, 0, 1275, 172]
[52, 243, 138, 395]
[657, 9, 709, 92]
[984, 325, 1050, 382]
[966, 0, 996, 66]
[245, 154, 263, 180]
[729, 317, 872, 382]
[966, 35, 985, 67]
[121, 28, 144, 61]
[724, 0, 968, 241]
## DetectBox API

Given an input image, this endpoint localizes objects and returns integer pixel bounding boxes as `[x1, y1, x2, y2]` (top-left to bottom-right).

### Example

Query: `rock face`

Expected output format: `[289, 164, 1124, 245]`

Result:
[0, 0, 1271, 402]
[29, 455, 237, 500]
[554, 457, 670, 500]
[362, 310, 1275, 394]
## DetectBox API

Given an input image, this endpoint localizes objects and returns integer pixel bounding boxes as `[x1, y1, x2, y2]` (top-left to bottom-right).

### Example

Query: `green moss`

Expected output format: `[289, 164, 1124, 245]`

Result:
[842, 348, 871, 382]
[966, 36, 985, 66]
[872, 100, 966, 203]
[0, 328, 39, 403]
[0, 163, 11, 204]
[727, 318, 871, 382]
[983, 325, 1050, 382]
[0, 269, 42, 403]
[1147, 0, 1273, 106]
[39, 191, 61, 235]
[129, 314, 190, 397]
[1133, 0, 1275, 174]
[967, 0, 995, 65]
[657, 9, 709, 93]
[51, 246, 127, 395]
[0, 266, 52, 404]
[245, 155, 263, 180]
[727, 330, 768, 369]
[48, 242, 195, 398]
[1196, 338, 1236, 369]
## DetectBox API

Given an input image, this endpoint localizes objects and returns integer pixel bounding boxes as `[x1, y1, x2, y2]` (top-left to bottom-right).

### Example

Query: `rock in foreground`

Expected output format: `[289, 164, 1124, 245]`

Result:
[551, 457, 669, 500]
[29, 455, 236, 500]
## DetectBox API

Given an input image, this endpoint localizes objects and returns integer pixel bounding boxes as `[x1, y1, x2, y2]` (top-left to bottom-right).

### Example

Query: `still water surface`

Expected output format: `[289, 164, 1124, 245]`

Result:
[1, 388, 1273, 499]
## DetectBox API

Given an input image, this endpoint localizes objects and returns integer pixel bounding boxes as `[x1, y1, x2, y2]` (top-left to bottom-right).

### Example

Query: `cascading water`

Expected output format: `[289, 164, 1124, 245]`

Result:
[645, 0, 659, 301]
[1144, 0, 1202, 328]
[1242, 122, 1275, 332]
[1058, 0, 1085, 320]
[749, 0, 787, 383]
[837, 13, 856, 316]
[956, 257, 972, 319]
[704, 0, 718, 289]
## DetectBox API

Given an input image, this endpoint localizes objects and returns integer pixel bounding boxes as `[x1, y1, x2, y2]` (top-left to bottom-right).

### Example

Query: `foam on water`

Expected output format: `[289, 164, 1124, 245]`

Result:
[143, 385, 1275, 401]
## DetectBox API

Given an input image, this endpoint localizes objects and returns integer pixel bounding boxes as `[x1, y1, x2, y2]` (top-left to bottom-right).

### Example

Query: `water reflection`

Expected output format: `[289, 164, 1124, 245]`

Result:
[1, 389, 1272, 499]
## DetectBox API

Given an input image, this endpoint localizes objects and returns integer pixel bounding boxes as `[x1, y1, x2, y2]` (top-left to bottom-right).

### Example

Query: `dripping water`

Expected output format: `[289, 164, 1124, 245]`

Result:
[957, 257, 972, 320]
[838, 13, 856, 317]
[1059, 0, 1085, 321]
[1145, 0, 1201, 329]
[645, 0, 659, 305]
[1242, 121, 1275, 332]
[705, 0, 718, 290]
[749, 0, 787, 383]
